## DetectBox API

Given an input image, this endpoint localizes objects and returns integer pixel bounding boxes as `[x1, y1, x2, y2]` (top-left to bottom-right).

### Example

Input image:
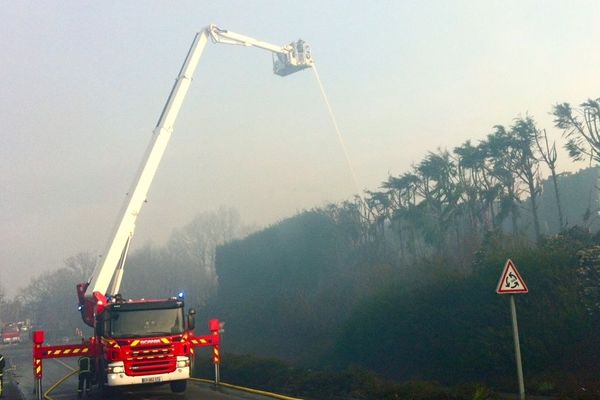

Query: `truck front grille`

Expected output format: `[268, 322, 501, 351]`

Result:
[128, 344, 176, 376]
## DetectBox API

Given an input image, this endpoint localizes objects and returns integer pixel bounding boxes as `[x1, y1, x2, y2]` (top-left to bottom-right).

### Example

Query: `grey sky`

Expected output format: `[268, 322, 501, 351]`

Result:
[1, 1, 599, 296]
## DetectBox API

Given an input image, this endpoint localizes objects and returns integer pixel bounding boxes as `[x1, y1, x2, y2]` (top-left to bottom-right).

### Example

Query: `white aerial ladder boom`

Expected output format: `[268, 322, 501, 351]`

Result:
[207, 25, 313, 76]
[83, 25, 313, 308]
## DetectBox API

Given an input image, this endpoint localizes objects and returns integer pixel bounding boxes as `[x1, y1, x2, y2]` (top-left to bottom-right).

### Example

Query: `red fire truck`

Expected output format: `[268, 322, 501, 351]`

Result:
[32, 24, 312, 397]
[1, 325, 21, 345]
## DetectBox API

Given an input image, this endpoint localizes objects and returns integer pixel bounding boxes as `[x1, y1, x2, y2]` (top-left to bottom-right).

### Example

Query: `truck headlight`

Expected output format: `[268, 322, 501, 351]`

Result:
[177, 359, 190, 368]
[108, 363, 125, 374]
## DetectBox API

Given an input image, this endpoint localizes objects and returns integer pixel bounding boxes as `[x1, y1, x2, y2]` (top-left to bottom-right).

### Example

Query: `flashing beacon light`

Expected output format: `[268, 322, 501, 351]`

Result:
[178, 292, 184, 299]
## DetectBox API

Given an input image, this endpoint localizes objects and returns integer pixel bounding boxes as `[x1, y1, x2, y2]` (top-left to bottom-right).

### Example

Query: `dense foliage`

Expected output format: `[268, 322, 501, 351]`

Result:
[334, 229, 596, 382]
[194, 353, 498, 400]
[213, 210, 372, 361]
[211, 218, 600, 397]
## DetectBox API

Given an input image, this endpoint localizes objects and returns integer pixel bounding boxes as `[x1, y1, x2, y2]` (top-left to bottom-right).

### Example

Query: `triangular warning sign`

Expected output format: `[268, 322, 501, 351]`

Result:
[496, 259, 528, 294]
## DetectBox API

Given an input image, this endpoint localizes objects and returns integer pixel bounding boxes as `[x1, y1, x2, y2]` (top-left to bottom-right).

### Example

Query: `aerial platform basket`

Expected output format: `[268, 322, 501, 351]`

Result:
[273, 40, 313, 76]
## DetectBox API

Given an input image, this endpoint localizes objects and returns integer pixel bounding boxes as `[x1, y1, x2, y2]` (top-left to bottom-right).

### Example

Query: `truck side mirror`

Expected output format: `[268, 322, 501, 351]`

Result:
[187, 308, 196, 331]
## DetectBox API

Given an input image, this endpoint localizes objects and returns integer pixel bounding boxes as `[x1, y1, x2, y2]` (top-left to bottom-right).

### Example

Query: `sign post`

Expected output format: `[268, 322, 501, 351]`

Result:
[509, 295, 524, 400]
[496, 259, 528, 400]
[209, 319, 221, 386]
[32, 330, 45, 400]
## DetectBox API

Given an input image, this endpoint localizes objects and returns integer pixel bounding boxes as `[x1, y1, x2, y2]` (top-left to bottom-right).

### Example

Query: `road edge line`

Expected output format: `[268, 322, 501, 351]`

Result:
[189, 378, 302, 400]
[41, 373, 303, 400]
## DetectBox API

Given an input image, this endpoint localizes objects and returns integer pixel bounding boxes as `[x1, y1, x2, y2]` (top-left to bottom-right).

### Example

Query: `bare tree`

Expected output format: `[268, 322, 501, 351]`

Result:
[485, 126, 522, 237]
[535, 128, 564, 229]
[65, 252, 98, 281]
[163, 207, 253, 306]
[454, 140, 488, 235]
[415, 150, 459, 253]
[382, 173, 420, 259]
[511, 116, 543, 243]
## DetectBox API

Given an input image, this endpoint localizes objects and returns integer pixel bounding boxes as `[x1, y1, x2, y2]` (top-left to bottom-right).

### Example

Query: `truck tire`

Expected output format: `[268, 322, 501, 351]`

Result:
[170, 379, 187, 393]
[98, 365, 113, 396]
[99, 380, 114, 396]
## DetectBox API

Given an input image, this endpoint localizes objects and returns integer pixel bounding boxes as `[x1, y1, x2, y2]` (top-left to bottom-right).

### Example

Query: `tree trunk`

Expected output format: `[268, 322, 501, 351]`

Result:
[528, 178, 542, 243]
[550, 168, 564, 230]
[511, 205, 518, 237]
[510, 190, 519, 238]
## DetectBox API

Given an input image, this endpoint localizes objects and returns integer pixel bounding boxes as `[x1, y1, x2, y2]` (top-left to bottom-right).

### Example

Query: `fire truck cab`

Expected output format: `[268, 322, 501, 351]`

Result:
[95, 297, 194, 390]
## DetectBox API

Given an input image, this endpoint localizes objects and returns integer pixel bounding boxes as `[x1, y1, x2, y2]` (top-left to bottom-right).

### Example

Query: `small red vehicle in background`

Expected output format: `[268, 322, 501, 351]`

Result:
[1, 324, 22, 344]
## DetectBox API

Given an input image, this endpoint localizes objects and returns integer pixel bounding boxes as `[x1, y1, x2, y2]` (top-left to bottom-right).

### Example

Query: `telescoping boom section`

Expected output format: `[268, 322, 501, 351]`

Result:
[77, 24, 313, 325]
[31, 25, 312, 399]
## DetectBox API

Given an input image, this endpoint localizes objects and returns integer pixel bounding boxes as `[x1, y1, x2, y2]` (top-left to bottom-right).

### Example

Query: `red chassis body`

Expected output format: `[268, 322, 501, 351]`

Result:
[32, 300, 221, 390]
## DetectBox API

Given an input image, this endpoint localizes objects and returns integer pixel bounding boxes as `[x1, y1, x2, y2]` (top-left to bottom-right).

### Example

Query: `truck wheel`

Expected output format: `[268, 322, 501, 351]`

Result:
[170, 379, 187, 393]
[100, 381, 113, 396]
[98, 368, 113, 396]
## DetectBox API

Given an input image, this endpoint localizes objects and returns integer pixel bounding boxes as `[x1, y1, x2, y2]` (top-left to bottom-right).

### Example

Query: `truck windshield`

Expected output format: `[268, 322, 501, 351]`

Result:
[109, 307, 184, 338]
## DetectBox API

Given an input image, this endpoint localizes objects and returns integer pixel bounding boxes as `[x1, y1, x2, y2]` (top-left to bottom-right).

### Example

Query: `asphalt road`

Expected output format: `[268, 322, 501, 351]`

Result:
[0, 343, 296, 400]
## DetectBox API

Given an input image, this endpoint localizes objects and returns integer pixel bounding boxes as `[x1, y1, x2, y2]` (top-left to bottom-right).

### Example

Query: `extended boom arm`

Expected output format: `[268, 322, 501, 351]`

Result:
[207, 25, 313, 76]
[78, 25, 313, 326]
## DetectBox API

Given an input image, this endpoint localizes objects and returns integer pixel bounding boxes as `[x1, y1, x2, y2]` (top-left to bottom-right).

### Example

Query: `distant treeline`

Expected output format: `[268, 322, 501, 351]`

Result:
[0, 207, 253, 339]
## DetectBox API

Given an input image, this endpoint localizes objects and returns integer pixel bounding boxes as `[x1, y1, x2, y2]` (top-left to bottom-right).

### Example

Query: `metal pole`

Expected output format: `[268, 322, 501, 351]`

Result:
[214, 363, 220, 385]
[510, 295, 525, 400]
[213, 344, 221, 385]
[36, 379, 42, 400]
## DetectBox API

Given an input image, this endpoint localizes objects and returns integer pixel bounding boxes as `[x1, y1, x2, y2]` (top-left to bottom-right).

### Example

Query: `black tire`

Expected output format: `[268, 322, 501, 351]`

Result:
[170, 379, 187, 393]
[99, 381, 113, 396]
[98, 368, 114, 396]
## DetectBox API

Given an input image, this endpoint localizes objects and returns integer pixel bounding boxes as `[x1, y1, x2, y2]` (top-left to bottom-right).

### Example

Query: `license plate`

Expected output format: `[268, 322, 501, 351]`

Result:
[142, 377, 162, 383]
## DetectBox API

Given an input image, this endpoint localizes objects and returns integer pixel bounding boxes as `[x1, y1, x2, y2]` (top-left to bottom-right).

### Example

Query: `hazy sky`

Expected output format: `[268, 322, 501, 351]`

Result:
[2, 1, 600, 296]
